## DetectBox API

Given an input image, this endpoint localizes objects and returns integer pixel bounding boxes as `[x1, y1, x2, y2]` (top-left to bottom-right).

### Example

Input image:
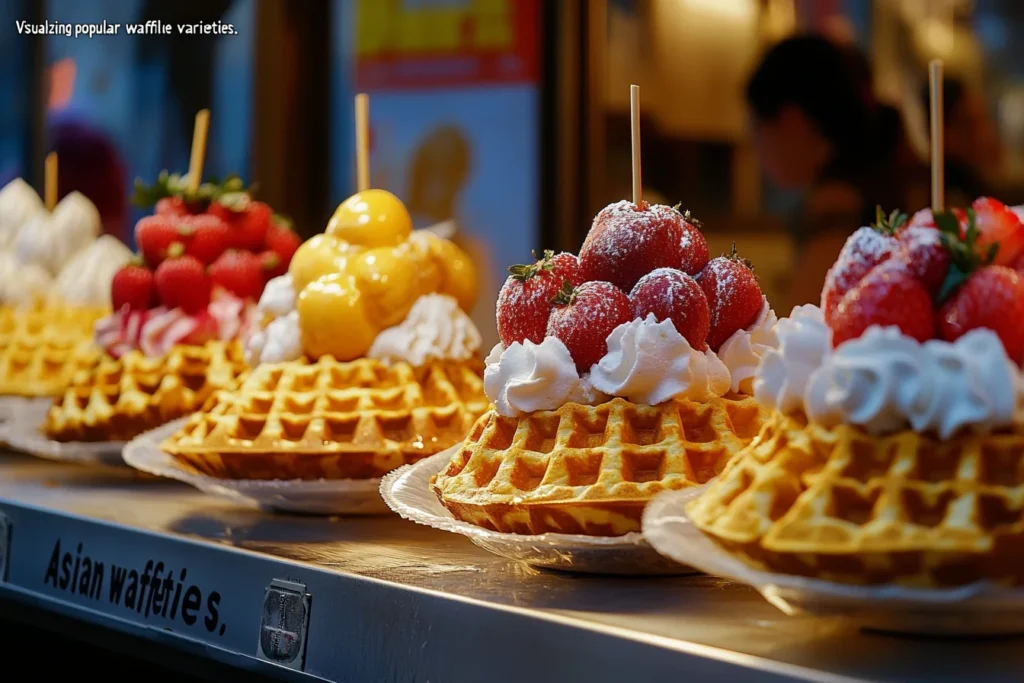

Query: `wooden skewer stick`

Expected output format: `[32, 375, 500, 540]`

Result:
[355, 93, 370, 193]
[929, 60, 945, 212]
[44, 152, 58, 212]
[188, 109, 210, 194]
[630, 84, 643, 208]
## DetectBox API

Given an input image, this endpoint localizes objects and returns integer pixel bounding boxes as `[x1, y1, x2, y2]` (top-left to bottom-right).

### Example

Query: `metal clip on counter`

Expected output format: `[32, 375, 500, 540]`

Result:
[0, 452, 1020, 682]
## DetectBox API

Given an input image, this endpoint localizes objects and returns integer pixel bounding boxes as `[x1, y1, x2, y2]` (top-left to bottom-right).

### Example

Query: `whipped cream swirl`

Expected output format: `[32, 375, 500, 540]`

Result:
[246, 311, 303, 365]
[0, 178, 43, 247]
[259, 273, 297, 319]
[54, 235, 134, 307]
[368, 294, 481, 366]
[754, 304, 832, 414]
[484, 338, 605, 417]
[805, 326, 1021, 438]
[590, 314, 731, 404]
[717, 297, 778, 394]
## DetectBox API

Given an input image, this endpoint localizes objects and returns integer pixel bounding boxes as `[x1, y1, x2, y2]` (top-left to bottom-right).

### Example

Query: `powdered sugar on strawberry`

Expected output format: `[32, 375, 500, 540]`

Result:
[821, 226, 897, 321]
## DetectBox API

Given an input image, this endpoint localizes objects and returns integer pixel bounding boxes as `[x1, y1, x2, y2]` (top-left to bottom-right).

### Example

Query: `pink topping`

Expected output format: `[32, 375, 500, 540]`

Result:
[95, 288, 256, 358]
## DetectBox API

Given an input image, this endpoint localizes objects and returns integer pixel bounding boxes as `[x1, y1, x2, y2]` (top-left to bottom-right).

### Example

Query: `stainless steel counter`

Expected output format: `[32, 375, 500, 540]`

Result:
[0, 451, 1020, 682]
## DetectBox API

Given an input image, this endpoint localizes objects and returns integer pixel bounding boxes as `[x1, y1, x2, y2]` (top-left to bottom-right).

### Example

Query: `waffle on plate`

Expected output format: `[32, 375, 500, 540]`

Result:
[45, 341, 247, 442]
[432, 395, 766, 536]
[161, 356, 488, 480]
[687, 410, 1024, 587]
[0, 304, 107, 397]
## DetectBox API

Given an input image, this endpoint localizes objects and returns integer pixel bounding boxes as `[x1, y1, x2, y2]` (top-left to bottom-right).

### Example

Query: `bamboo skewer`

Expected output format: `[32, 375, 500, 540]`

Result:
[929, 60, 945, 212]
[188, 109, 210, 194]
[355, 93, 370, 193]
[44, 152, 58, 211]
[630, 84, 643, 208]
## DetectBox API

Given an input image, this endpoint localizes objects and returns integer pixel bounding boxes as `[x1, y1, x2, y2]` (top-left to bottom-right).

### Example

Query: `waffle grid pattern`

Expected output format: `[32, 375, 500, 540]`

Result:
[45, 341, 247, 442]
[162, 356, 488, 480]
[0, 304, 107, 397]
[688, 411, 1024, 586]
[433, 395, 766, 536]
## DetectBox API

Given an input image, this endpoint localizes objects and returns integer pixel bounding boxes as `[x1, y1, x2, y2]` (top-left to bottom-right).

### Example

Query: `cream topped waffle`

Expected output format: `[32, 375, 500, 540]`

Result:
[0, 303, 107, 397]
[158, 188, 486, 481]
[433, 201, 777, 536]
[163, 356, 487, 480]
[44, 340, 247, 442]
[688, 199, 1024, 587]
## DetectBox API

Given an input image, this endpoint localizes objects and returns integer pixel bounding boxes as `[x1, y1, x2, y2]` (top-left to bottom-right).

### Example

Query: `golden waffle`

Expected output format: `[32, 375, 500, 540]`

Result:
[44, 341, 247, 442]
[0, 304, 107, 397]
[432, 395, 766, 536]
[161, 356, 488, 480]
[688, 411, 1024, 587]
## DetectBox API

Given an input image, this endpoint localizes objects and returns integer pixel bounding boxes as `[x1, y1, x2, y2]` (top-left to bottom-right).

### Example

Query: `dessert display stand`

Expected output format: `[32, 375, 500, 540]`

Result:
[0, 450, 1020, 682]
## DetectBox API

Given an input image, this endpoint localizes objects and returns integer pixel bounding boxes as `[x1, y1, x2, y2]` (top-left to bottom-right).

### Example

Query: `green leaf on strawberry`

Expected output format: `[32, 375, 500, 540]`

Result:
[935, 208, 997, 302]
[870, 205, 908, 235]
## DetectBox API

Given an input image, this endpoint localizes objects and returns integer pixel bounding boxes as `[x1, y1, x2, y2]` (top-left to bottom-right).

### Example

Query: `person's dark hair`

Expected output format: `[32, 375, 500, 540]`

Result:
[920, 77, 968, 132]
[747, 35, 879, 171]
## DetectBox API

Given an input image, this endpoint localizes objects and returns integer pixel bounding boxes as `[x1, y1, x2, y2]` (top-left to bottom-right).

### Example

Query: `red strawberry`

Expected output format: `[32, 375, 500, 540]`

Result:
[829, 259, 934, 347]
[677, 210, 710, 275]
[1010, 251, 1024, 278]
[629, 267, 710, 349]
[155, 196, 188, 217]
[579, 201, 687, 291]
[209, 195, 272, 252]
[154, 248, 211, 314]
[178, 214, 231, 265]
[210, 249, 266, 300]
[496, 251, 583, 346]
[135, 215, 187, 267]
[893, 224, 951, 296]
[111, 262, 156, 312]
[972, 197, 1024, 265]
[264, 218, 301, 268]
[906, 207, 967, 233]
[821, 226, 899, 324]
[547, 281, 632, 373]
[938, 265, 1024, 363]
[695, 246, 764, 351]
[260, 250, 288, 279]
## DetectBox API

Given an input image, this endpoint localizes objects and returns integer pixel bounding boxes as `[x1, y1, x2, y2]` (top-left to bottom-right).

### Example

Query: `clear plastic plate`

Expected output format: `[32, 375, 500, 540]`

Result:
[380, 447, 694, 575]
[124, 419, 389, 516]
[0, 397, 128, 467]
[642, 486, 1024, 635]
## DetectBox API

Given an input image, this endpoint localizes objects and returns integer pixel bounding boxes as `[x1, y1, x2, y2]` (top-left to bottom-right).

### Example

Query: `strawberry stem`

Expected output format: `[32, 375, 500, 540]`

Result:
[551, 280, 576, 306]
[935, 208, 994, 303]
[508, 249, 556, 282]
[870, 206, 907, 235]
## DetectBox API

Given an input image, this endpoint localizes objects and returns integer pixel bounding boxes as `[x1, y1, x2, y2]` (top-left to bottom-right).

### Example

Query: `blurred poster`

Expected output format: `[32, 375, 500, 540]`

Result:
[332, 0, 541, 348]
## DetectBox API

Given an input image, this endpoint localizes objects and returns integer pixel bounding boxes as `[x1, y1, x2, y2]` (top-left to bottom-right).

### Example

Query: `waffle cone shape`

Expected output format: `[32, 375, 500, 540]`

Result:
[45, 341, 247, 442]
[432, 395, 766, 536]
[688, 411, 1024, 587]
[162, 356, 488, 481]
[0, 304, 108, 397]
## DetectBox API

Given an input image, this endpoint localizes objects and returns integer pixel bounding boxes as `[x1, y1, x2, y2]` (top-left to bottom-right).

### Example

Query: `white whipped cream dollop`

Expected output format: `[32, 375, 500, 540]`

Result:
[54, 235, 133, 306]
[717, 297, 778, 394]
[13, 191, 101, 275]
[0, 178, 43, 248]
[258, 273, 297, 318]
[754, 304, 832, 414]
[6, 263, 53, 307]
[805, 327, 1021, 438]
[368, 293, 482, 366]
[246, 311, 303, 366]
[484, 338, 605, 417]
[590, 314, 731, 404]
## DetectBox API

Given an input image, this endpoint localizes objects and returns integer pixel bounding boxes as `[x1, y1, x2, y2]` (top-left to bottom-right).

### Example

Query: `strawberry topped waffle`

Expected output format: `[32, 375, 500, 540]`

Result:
[431, 201, 776, 536]
[687, 197, 1024, 587]
[96, 172, 298, 358]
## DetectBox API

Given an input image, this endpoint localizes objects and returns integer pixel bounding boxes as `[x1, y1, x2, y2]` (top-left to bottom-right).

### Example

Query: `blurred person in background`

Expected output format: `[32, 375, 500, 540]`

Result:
[747, 35, 928, 309]
[920, 76, 1003, 209]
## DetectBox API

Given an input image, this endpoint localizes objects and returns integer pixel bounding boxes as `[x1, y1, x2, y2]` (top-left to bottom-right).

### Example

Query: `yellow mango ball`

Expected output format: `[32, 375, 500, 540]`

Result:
[297, 273, 378, 361]
[326, 189, 412, 248]
[291, 235, 340, 291]
[430, 236, 479, 312]
[402, 232, 444, 296]
[353, 246, 420, 328]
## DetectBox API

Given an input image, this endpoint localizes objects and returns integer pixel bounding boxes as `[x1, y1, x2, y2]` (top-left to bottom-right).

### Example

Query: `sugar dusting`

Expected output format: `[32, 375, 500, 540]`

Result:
[547, 280, 632, 369]
[698, 257, 761, 350]
[822, 226, 897, 315]
[496, 251, 580, 345]
[580, 201, 686, 289]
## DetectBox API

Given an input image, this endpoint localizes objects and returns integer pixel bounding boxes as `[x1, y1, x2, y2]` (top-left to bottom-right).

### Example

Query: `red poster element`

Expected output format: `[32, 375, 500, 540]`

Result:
[353, 0, 539, 91]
